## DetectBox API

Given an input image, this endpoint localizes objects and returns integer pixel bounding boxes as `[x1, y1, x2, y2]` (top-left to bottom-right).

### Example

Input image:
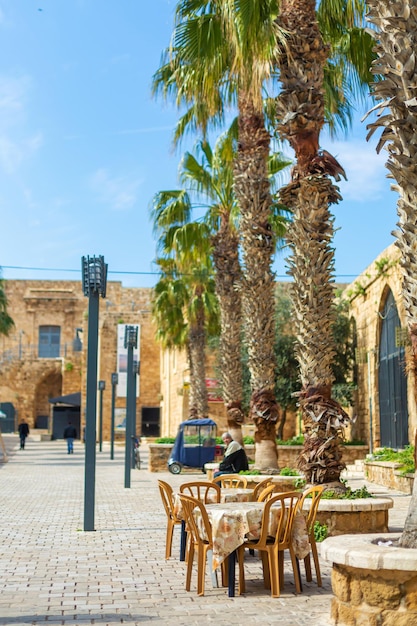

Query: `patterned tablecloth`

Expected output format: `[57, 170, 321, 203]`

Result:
[193, 501, 310, 570]
[174, 488, 254, 519]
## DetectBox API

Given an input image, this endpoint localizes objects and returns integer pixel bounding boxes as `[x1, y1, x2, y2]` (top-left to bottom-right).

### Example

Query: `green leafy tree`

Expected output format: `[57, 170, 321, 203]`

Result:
[0, 274, 14, 336]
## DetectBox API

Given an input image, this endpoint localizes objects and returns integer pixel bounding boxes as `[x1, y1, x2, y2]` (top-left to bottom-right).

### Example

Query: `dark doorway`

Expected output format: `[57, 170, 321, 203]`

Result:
[378, 290, 409, 448]
[0, 402, 15, 433]
[141, 407, 160, 437]
[52, 406, 81, 440]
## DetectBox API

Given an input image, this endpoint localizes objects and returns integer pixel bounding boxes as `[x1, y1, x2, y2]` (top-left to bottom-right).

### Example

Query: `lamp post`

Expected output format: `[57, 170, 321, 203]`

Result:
[98, 380, 106, 452]
[131, 360, 140, 469]
[81, 255, 107, 531]
[124, 325, 138, 488]
[110, 373, 118, 460]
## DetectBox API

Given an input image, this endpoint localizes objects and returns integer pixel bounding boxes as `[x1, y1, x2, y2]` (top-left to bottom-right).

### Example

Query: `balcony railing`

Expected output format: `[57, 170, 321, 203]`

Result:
[0, 343, 82, 364]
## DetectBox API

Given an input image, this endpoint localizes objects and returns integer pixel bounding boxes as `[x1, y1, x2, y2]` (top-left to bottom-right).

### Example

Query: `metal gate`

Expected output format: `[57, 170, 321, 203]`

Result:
[378, 290, 409, 448]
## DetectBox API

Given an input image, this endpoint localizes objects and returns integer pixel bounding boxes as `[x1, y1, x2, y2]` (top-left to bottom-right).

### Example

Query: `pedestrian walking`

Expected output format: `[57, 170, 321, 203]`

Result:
[63, 421, 77, 454]
[18, 419, 30, 449]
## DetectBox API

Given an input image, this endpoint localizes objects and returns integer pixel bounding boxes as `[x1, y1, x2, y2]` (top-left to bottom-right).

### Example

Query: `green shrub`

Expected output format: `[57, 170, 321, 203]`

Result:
[279, 467, 300, 476]
[344, 439, 365, 446]
[155, 437, 176, 444]
[239, 469, 261, 475]
[243, 436, 254, 445]
[368, 446, 415, 475]
[320, 485, 373, 499]
[313, 521, 328, 542]
[276, 434, 305, 445]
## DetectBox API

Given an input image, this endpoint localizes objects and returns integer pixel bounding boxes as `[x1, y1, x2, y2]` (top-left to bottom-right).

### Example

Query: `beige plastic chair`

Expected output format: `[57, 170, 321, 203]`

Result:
[298, 485, 325, 586]
[238, 492, 302, 597]
[252, 478, 274, 501]
[212, 474, 248, 488]
[179, 494, 244, 596]
[257, 483, 277, 502]
[157, 479, 182, 559]
[179, 481, 221, 503]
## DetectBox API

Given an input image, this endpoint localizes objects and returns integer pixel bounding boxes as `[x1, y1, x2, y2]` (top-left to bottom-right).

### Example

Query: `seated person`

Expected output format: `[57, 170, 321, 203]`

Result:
[214, 432, 249, 476]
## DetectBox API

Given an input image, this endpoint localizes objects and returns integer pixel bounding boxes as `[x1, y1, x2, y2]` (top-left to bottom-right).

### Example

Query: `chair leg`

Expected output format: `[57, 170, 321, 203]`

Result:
[268, 548, 280, 598]
[185, 542, 194, 591]
[278, 550, 285, 591]
[304, 553, 313, 582]
[289, 547, 302, 594]
[208, 550, 219, 588]
[197, 546, 207, 596]
[165, 520, 174, 559]
[260, 550, 271, 589]
[310, 540, 322, 587]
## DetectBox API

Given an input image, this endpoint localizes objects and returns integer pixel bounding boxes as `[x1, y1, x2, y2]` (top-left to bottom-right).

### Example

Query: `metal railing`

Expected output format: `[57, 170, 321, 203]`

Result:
[0, 343, 81, 364]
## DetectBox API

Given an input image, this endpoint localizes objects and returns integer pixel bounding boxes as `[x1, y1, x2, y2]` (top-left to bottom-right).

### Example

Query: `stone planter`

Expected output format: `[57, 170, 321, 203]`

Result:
[307, 496, 393, 536]
[366, 460, 415, 495]
[321, 533, 417, 624]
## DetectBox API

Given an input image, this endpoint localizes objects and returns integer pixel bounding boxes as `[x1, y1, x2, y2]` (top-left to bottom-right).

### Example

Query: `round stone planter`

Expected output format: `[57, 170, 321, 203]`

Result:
[321, 533, 417, 624]
[304, 496, 394, 537]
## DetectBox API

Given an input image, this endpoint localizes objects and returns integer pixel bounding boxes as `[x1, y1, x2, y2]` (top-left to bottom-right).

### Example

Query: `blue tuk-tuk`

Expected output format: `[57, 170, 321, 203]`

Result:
[168, 418, 218, 474]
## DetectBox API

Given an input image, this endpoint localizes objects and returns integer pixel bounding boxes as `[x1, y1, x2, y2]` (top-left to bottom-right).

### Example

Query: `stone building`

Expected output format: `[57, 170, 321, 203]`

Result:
[0, 279, 162, 440]
[346, 243, 417, 451]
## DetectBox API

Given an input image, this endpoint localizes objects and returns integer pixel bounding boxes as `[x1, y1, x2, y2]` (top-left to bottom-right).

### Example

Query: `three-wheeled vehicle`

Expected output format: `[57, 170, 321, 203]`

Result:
[168, 418, 218, 474]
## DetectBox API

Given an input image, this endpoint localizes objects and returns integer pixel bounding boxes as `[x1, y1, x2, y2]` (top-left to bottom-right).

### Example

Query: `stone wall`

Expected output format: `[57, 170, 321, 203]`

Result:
[365, 461, 415, 494]
[346, 244, 417, 449]
[331, 563, 417, 625]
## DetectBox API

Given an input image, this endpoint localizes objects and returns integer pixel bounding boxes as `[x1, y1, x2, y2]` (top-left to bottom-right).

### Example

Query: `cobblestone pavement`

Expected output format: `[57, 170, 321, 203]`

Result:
[0, 436, 411, 626]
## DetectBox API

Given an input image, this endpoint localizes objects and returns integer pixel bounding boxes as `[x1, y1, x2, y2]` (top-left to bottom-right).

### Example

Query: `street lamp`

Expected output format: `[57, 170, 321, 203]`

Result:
[110, 373, 118, 460]
[98, 380, 106, 452]
[81, 255, 107, 532]
[124, 325, 138, 488]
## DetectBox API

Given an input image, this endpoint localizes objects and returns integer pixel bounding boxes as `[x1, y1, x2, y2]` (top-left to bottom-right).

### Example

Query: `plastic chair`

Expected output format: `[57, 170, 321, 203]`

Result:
[257, 483, 277, 502]
[158, 479, 182, 559]
[179, 494, 245, 596]
[239, 492, 302, 597]
[179, 481, 221, 503]
[252, 478, 274, 501]
[298, 485, 325, 586]
[212, 474, 248, 488]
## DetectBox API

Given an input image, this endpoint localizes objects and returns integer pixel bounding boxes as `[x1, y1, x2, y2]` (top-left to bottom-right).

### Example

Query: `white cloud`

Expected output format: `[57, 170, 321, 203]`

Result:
[89, 168, 143, 211]
[328, 139, 389, 202]
[0, 132, 42, 174]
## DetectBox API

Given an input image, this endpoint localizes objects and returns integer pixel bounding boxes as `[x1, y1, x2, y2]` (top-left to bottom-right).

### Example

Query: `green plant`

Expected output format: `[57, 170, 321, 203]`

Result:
[368, 446, 415, 475]
[294, 477, 306, 489]
[64, 361, 74, 372]
[239, 469, 261, 475]
[344, 439, 366, 446]
[320, 485, 373, 499]
[243, 435, 254, 445]
[313, 521, 328, 542]
[155, 437, 176, 444]
[375, 257, 390, 275]
[279, 467, 300, 476]
[276, 434, 305, 445]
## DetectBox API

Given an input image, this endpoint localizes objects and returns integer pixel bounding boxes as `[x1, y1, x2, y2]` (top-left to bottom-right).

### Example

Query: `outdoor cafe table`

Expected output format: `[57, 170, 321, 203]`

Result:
[192, 500, 310, 597]
[174, 488, 254, 561]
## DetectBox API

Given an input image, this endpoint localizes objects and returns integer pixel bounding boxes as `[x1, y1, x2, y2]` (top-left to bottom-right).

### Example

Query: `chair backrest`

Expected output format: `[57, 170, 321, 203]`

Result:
[252, 478, 274, 500]
[178, 493, 213, 547]
[257, 483, 276, 502]
[179, 481, 221, 503]
[298, 485, 325, 533]
[257, 492, 302, 549]
[212, 474, 248, 488]
[158, 479, 179, 522]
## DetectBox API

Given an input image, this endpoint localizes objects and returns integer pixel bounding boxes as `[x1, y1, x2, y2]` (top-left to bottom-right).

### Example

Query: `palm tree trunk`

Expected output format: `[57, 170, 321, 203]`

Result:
[212, 219, 245, 443]
[365, 0, 417, 547]
[188, 303, 209, 419]
[234, 93, 279, 470]
[276, 0, 350, 484]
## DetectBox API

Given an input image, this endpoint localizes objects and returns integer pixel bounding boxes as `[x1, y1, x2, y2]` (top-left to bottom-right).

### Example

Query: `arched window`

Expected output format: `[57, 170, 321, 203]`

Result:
[38, 325, 61, 358]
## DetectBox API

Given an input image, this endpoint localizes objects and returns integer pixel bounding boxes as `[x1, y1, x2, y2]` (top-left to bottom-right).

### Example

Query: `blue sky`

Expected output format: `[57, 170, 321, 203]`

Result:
[0, 0, 397, 289]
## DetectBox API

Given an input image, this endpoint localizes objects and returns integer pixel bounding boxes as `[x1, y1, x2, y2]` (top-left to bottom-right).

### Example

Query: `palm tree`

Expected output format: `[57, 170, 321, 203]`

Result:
[154, 0, 286, 468]
[365, 0, 417, 548]
[274, 0, 374, 485]
[151, 195, 219, 420]
[0, 273, 14, 336]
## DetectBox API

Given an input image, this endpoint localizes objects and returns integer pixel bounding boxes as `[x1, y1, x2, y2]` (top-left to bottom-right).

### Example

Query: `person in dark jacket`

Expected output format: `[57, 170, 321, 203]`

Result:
[63, 422, 77, 454]
[18, 420, 30, 449]
[214, 432, 249, 476]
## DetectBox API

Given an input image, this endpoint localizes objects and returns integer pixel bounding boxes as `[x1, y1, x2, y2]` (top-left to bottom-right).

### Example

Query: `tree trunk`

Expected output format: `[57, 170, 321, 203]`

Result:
[212, 217, 244, 443]
[188, 303, 209, 419]
[234, 93, 279, 468]
[365, 0, 417, 546]
[276, 0, 349, 484]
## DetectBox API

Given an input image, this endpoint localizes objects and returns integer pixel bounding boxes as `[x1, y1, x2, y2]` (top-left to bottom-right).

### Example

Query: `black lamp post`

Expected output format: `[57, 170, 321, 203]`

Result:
[110, 373, 118, 460]
[124, 325, 138, 488]
[98, 380, 106, 452]
[81, 255, 107, 531]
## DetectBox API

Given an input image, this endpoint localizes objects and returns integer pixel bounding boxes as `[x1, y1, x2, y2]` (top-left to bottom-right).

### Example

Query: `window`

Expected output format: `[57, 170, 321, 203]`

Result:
[39, 326, 61, 358]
